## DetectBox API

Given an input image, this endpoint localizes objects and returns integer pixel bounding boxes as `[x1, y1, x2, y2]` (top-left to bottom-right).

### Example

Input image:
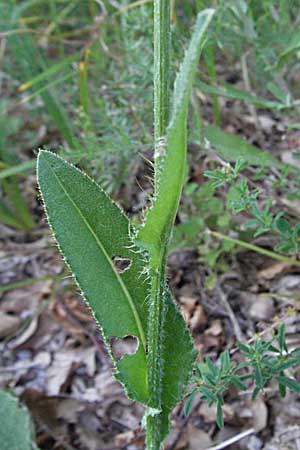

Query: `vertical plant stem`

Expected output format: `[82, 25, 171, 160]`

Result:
[146, 1, 171, 449]
[146, 258, 167, 450]
[153, 0, 170, 175]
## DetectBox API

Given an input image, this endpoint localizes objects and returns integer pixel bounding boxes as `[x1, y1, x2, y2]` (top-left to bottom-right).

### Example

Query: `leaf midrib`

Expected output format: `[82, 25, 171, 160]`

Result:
[46, 158, 146, 351]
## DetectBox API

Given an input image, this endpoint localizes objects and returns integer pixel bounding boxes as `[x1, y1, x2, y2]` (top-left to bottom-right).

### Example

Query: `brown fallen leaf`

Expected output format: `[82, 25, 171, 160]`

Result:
[187, 424, 213, 450]
[198, 402, 234, 425]
[204, 319, 223, 337]
[75, 409, 106, 450]
[252, 397, 268, 432]
[249, 296, 275, 321]
[203, 319, 224, 350]
[180, 296, 197, 316]
[1, 281, 52, 314]
[21, 388, 66, 435]
[180, 296, 207, 330]
[45, 346, 96, 395]
[114, 430, 135, 448]
[56, 398, 86, 423]
[0, 310, 20, 338]
[190, 305, 207, 330]
[49, 293, 94, 339]
[258, 261, 292, 280]
[198, 402, 218, 423]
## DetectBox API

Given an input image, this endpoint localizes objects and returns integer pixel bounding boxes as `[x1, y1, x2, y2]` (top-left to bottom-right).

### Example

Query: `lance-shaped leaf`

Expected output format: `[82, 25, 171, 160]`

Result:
[37, 151, 149, 403]
[159, 291, 197, 442]
[204, 124, 281, 168]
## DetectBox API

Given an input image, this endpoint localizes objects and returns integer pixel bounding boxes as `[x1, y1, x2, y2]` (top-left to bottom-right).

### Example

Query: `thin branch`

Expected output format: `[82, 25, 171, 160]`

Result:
[205, 428, 255, 450]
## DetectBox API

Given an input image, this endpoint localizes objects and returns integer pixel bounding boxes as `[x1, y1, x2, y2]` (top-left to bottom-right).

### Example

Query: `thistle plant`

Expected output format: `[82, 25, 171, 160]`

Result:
[35, 2, 300, 447]
[37, 3, 214, 449]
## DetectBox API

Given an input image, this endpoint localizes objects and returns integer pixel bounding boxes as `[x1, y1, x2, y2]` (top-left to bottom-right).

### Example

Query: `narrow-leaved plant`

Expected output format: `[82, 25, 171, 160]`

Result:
[37, 3, 214, 449]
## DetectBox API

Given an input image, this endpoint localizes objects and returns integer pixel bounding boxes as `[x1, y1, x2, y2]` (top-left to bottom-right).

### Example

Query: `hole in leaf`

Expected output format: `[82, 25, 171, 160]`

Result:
[112, 256, 132, 273]
[110, 335, 138, 361]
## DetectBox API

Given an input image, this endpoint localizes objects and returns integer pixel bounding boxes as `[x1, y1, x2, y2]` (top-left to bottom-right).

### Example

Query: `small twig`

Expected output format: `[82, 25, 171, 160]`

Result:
[205, 427, 255, 450]
[167, 399, 202, 450]
[216, 283, 243, 342]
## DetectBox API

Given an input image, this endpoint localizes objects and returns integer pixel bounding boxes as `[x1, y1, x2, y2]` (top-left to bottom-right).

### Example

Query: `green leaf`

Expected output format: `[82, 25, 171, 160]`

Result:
[205, 357, 219, 378]
[0, 198, 25, 229]
[204, 125, 281, 168]
[2, 179, 36, 229]
[236, 342, 253, 355]
[231, 375, 247, 390]
[254, 364, 263, 389]
[156, 290, 197, 441]
[37, 151, 149, 403]
[220, 350, 231, 372]
[267, 82, 289, 104]
[278, 324, 288, 353]
[37, 151, 197, 438]
[200, 386, 217, 403]
[216, 402, 224, 428]
[18, 50, 82, 92]
[184, 389, 197, 417]
[0, 160, 35, 180]
[0, 390, 37, 450]
[197, 80, 284, 110]
[279, 382, 286, 398]
[277, 358, 300, 371]
[278, 30, 300, 67]
[251, 386, 260, 400]
[276, 376, 300, 393]
[275, 218, 292, 237]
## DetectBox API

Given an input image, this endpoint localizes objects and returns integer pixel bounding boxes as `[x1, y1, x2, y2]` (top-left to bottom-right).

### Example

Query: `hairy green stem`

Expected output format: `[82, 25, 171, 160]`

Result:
[146, 1, 171, 448]
[144, 6, 215, 448]
[153, 0, 170, 170]
[145, 251, 167, 450]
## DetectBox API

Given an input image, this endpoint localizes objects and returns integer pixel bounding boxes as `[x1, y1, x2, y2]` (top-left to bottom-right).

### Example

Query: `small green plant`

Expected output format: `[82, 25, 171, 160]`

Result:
[185, 324, 300, 428]
[205, 160, 300, 255]
[204, 157, 247, 188]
